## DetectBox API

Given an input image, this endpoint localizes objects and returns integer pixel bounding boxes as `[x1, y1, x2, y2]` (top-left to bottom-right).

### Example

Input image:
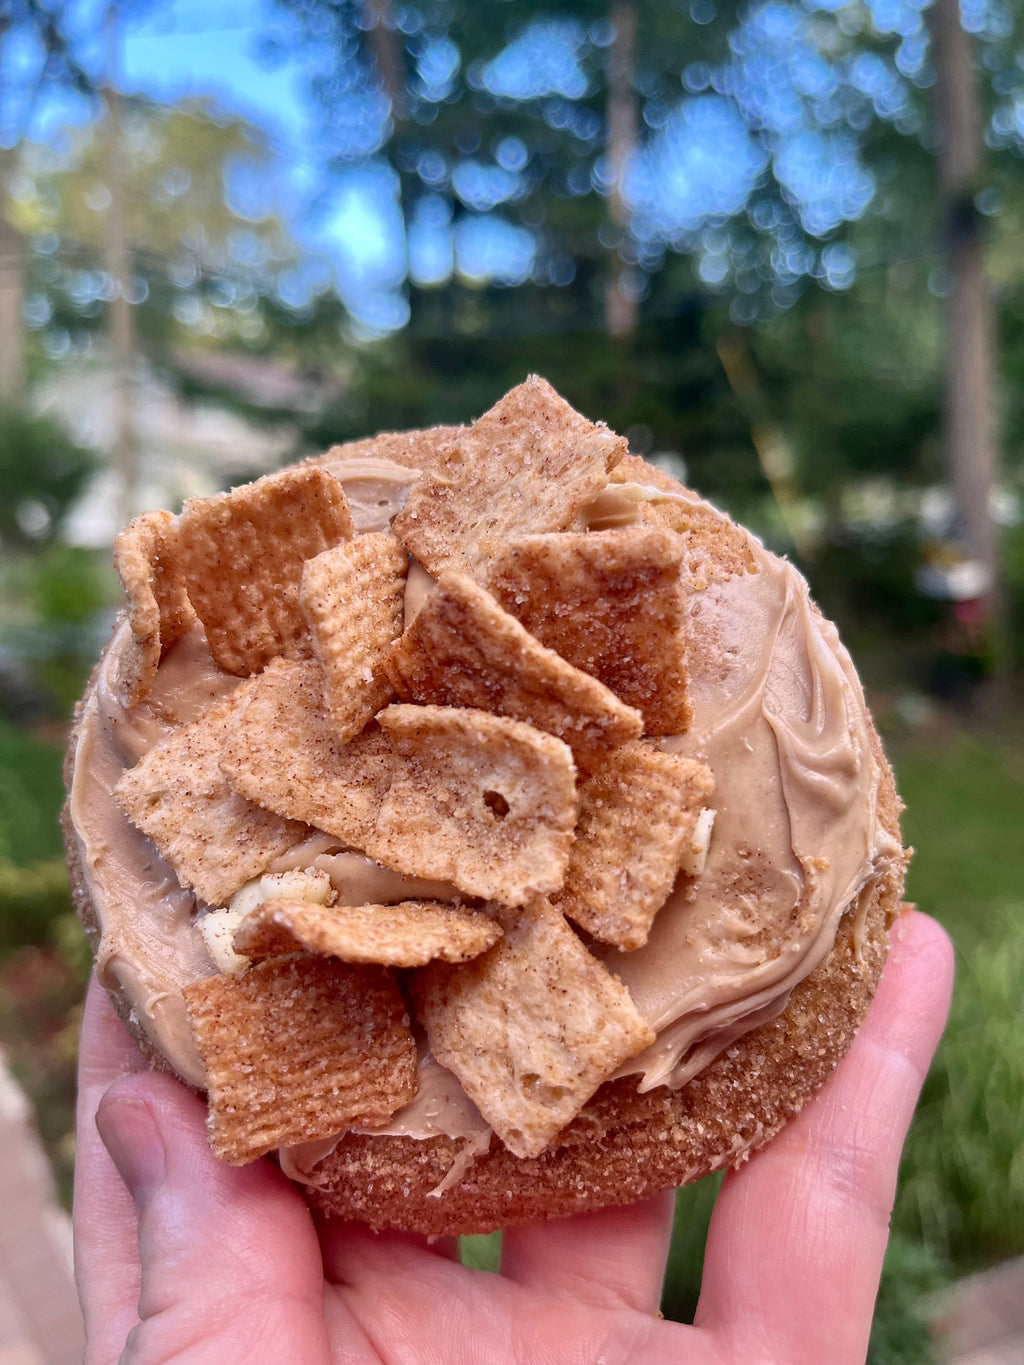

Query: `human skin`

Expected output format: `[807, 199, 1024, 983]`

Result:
[75, 909, 953, 1365]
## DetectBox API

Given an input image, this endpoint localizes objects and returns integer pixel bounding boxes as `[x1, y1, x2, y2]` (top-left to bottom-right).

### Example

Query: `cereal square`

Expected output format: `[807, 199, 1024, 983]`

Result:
[177, 465, 353, 675]
[414, 901, 654, 1158]
[393, 377, 627, 578]
[555, 741, 715, 950]
[234, 898, 502, 967]
[114, 681, 307, 906]
[386, 572, 642, 772]
[112, 510, 197, 707]
[219, 659, 393, 850]
[364, 704, 578, 905]
[488, 525, 692, 734]
[299, 534, 407, 741]
[184, 956, 416, 1163]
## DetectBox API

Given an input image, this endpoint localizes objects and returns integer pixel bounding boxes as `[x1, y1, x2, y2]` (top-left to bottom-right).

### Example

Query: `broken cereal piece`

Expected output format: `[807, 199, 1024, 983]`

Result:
[386, 572, 642, 772]
[177, 466, 354, 675]
[114, 681, 307, 907]
[112, 510, 197, 707]
[555, 741, 715, 951]
[299, 533, 407, 741]
[488, 526, 692, 735]
[184, 956, 416, 1164]
[234, 899, 503, 968]
[393, 376, 627, 578]
[219, 659, 393, 850]
[414, 900, 655, 1158]
[364, 704, 578, 905]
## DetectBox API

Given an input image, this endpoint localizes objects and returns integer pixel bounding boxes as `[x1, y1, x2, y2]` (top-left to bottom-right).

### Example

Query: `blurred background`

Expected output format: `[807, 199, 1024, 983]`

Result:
[0, 0, 1022, 1360]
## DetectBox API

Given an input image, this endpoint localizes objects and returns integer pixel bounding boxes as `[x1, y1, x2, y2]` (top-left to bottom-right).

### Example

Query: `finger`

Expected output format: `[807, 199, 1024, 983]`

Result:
[317, 1218, 459, 1284]
[696, 910, 954, 1365]
[74, 975, 148, 1363]
[320, 1216, 689, 1365]
[96, 1070, 333, 1365]
[500, 1191, 676, 1312]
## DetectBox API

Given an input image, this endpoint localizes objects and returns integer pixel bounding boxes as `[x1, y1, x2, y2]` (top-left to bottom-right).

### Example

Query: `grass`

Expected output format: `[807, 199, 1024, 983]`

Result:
[894, 724, 1024, 948]
[891, 901, 1024, 1269]
[884, 716, 1024, 1269]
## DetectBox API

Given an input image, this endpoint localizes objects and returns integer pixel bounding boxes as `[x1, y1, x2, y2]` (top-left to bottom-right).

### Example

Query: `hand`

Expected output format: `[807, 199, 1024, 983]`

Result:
[75, 910, 953, 1365]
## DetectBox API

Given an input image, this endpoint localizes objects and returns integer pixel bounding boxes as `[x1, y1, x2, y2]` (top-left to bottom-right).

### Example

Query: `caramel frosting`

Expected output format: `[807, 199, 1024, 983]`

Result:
[605, 533, 901, 1089]
[314, 456, 421, 533]
[66, 457, 902, 1145]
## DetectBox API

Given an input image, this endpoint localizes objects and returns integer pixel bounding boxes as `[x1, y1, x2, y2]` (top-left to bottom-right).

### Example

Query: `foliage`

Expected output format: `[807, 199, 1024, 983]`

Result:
[459, 1231, 501, 1272]
[0, 859, 73, 955]
[0, 407, 96, 549]
[1, 544, 114, 718]
[661, 1170, 722, 1322]
[0, 717, 66, 866]
[868, 1235, 948, 1365]
[273, 0, 951, 320]
[12, 99, 326, 361]
[26, 543, 109, 624]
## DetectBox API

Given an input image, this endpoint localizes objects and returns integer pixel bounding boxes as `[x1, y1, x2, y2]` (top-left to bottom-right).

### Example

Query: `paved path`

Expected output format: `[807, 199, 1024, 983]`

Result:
[0, 1052, 83, 1365]
[935, 1257, 1024, 1364]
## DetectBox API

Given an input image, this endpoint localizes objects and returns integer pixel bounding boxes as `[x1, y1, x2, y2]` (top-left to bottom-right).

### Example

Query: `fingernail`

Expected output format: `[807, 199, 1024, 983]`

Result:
[96, 1090, 167, 1208]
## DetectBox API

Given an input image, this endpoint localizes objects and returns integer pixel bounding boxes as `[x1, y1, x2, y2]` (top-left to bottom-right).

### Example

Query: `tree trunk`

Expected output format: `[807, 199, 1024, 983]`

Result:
[930, 0, 999, 616]
[604, 1, 638, 340]
[104, 6, 139, 528]
[0, 151, 25, 403]
[363, 0, 404, 121]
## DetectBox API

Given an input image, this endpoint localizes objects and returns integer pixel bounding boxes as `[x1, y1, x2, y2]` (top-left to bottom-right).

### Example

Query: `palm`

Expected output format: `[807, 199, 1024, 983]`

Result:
[76, 911, 952, 1365]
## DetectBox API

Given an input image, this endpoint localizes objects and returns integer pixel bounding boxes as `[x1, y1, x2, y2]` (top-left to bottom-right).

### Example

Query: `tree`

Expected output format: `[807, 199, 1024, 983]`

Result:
[273, 0, 947, 337]
[930, 0, 999, 627]
[10, 98, 328, 362]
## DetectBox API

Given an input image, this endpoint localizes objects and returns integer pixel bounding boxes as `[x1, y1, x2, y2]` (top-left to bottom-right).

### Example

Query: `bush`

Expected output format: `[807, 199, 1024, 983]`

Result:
[0, 718, 66, 864]
[0, 407, 96, 549]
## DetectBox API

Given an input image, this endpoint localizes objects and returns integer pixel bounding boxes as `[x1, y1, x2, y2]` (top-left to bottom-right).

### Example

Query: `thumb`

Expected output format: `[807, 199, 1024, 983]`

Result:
[96, 1072, 330, 1365]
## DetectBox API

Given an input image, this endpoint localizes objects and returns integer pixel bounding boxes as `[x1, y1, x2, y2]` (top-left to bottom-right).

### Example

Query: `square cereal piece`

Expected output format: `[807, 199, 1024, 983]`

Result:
[234, 898, 502, 967]
[392, 377, 627, 578]
[184, 956, 417, 1164]
[219, 659, 394, 850]
[364, 704, 578, 906]
[299, 534, 407, 742]
[177, 465, 354, 676]
[386, 572, 642, 772]
[488, 526, 692, 735]
[606, 455, 758, 584]
[112, 510, 197, 707]
[414, 900, 655, 1158]
[114, 681, 308, 906]
[555, 741, 715, 951]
